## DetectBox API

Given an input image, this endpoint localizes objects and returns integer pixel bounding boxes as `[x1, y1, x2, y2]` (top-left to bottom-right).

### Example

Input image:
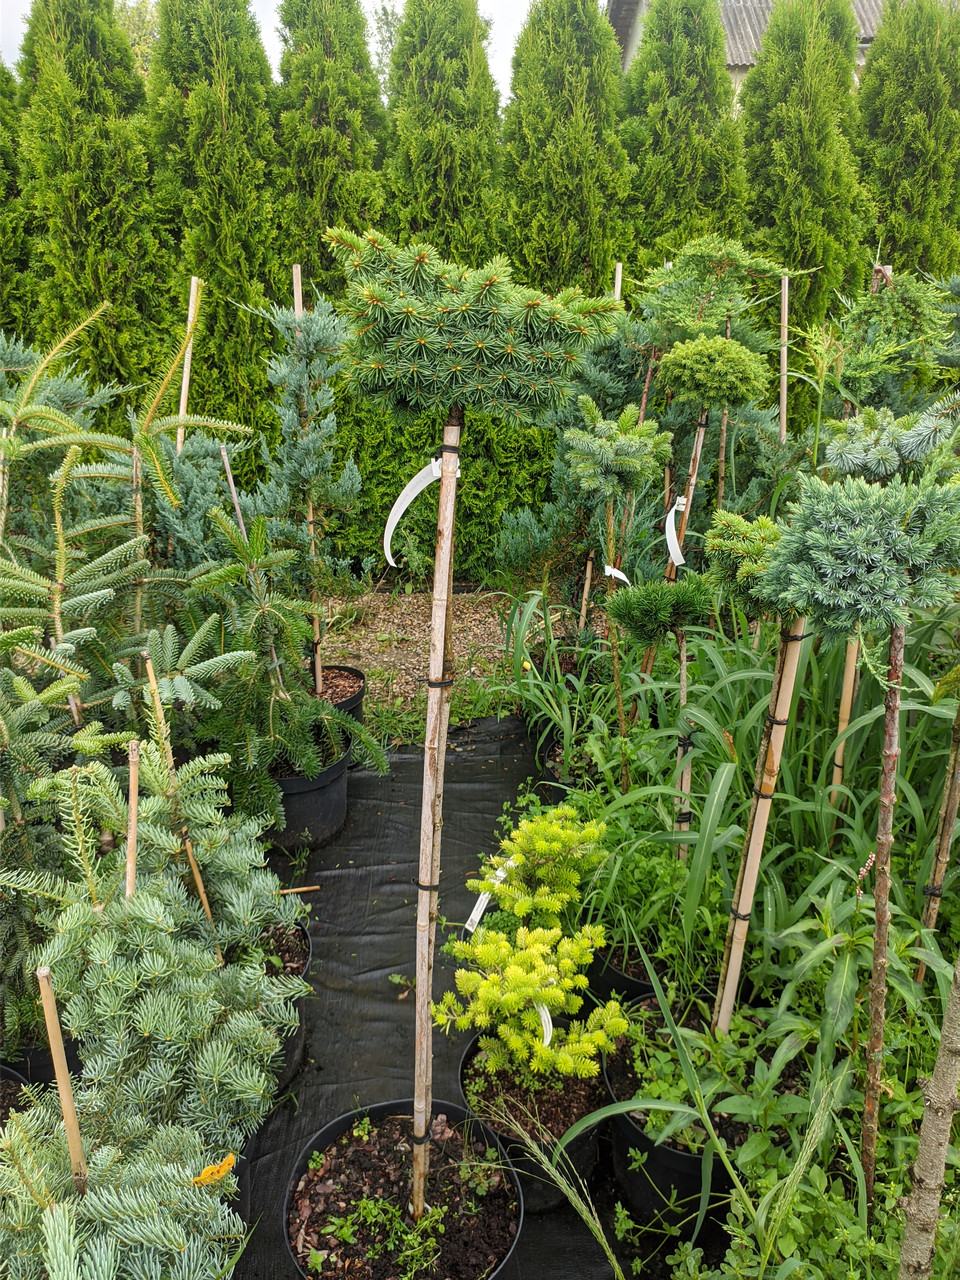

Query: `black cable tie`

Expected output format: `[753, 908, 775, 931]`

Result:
[416, 676, 455, 688]
[753, 788, 775, 800]
[677, 735, 694, 749]
[311, 639, 323, 653]
[922, 882, 945, 898]
[766, 714, 790, 726]
[411, 1132, 431, 1145]
[415, 880, 441, 892]
[780, 631, 808, 643]
[675, 810, 694, 824]
[731, 909, 752, 922]
[439, 444, 460, 454]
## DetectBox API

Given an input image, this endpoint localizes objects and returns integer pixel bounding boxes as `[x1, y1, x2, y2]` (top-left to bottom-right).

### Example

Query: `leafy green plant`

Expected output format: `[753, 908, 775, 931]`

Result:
[311, 1199, 446, 1278]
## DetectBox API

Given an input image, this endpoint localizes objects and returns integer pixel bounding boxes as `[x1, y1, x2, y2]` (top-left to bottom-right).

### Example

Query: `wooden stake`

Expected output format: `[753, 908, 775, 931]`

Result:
[36, 967, 87, 1196]
[176, 276, 200, 454]
[916, 702, 960, 984]
[125, 740, 139, 900]
[278, 884, 322, 895]
[675, 629, 691, 859]
[412, 404, 462, 1220]
[142, 654, 223, 963]
[862, 622, 905, 1219]
[829, 639, 859, 810]
[779, 276, 788, 444]
[292, 263, 304, 318]
[219, 444, 248, 541]
[713, 615, 807, 1034]
[613, 262, 623, 302]
[578, 551, 594, 632]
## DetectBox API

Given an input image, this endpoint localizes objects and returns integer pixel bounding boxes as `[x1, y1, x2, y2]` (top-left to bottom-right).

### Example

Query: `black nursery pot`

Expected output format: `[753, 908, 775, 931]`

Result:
[274, 920, 314, 1095]
[283, 1099, 524, 1280]
[458, 1034, 601, 1215]
[586, 948, 655, 1006]
[273, 744, 350, 851]
[1, 1036, 81, 1086]
[323, 665, 366, 724]
[601, 1053, 732, 1233]
[0, 1061, 29, 1125]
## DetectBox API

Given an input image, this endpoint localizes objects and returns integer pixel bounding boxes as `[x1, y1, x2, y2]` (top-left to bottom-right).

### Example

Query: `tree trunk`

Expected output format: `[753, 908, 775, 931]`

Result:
[675, 628, 691, 860]
[862, 622, 906, 1220]
[411, 404, 462, 1218]
[605, 499, 629, 792]
[829, 639, 860, 811]
[916, 702, 960, 984]
[712, 616, 807, 1034]
[898, 944, 960, 1278]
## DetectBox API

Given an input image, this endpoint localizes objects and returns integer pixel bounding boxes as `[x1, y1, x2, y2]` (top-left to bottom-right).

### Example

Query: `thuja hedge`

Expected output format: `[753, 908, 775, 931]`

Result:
[330, 389, 555, 583]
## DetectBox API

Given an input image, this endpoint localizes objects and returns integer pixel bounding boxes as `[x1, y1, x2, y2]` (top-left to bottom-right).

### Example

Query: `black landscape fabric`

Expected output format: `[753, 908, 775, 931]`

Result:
[237, 716, 617, 1280]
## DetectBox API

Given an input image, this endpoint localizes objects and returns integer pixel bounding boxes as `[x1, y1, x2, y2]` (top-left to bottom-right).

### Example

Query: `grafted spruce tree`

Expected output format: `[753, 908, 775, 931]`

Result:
[859, 0, 960, 277]
[621, 0, 746, 271]
[148, 0, 277, 440]
[16, 0, 168, 385]
[326, 227, 619, 1218]
[276, 0, 386, 297]
[501, 0, 630, 293]
[385, 0, 499, 265]
[740, 0, 873, 329]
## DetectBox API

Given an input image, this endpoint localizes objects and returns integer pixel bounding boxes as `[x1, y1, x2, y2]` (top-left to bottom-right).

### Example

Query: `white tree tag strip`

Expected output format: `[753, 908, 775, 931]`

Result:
[463, 858, 517, 934]
[383, 455, 460, 568]
[536, 1003, 553, 1046]
[666, 495, 687, 567]
[604, 565, 630, 585]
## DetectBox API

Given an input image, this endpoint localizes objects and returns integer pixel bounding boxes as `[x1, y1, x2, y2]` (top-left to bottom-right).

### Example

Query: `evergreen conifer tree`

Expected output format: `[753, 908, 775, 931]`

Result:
[501, 0, 630, 293]
[16, 0, 169, 385]
[858, 0, 960, 277]
[276, 0, 386, 297]
[147, 0, 278, 442]
[621, 0, 746, 271]
[0, 62, 29, 336]
[385, 0, 500, 266]
[740, 0, 873, 328]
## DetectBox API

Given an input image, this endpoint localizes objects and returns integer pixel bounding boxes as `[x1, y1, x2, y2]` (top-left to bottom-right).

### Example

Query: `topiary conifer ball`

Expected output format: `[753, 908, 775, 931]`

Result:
[607, 575, 711, 647]
[658, 333, 769, 408]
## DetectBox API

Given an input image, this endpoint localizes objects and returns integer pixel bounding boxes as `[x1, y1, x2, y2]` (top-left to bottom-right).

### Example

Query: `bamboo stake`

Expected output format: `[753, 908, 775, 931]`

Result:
[176, 276, 200, 454]
[125, 740, 139, 899]
[717, 317, 731, 510]
[915, 703, 960, 984]
[613, 262, 623, 301]
[779, 276, 788, 444]
[219, 444, 248, 541]
[675, 629, 691, 859]
[862, 622, 906, 1220]
[665, 406, 707, 582]
[578, 551, 594, 632]
[142, 653, 223, 963]
[713, 615, 807, 1034]
[412, 404, 462, 1219]
[829, 639, 860, 810]
[278, 884, 322, 895]
[36, 967, 87, 1196]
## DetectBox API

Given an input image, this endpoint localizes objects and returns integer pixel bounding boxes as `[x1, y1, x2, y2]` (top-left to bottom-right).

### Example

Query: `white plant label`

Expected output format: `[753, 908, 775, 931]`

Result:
[383, 455, 460, 568]
[604, 565, 630, 585]
[536, 1003, 553, 1046]
[666, 495, 687, 567]
[463, 858, 516, 935]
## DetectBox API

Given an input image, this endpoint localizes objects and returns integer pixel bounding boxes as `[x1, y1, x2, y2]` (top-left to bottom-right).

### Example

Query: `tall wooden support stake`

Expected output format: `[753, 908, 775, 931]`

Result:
[125, 740, 140, 899]
[176, 276, 200, 454]
[713, 615, 807, 1033]
[613, 262, 623, 302]
[412, 405, 463, 1219]
[675, 629, 692, 859]
[829, 639, 860, 810]
[898, 942, 960, 1278]
[779, 276, 788, 443]
[36, 967, 87, 1196]
[862, 622, 906, 1219]
[916, 703, 960, 984]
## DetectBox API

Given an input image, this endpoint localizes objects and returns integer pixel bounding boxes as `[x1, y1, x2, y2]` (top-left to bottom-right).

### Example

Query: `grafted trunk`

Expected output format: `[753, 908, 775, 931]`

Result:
[862, 622, 905, 1218]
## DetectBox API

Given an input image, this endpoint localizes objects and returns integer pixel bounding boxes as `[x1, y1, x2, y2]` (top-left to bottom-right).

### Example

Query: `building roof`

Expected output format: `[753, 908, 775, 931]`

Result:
[606, 0, 884, 70]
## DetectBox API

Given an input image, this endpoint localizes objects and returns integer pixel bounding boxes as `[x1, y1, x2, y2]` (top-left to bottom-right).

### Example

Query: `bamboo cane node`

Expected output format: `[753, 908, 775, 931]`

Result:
[922, 882, 945, 897]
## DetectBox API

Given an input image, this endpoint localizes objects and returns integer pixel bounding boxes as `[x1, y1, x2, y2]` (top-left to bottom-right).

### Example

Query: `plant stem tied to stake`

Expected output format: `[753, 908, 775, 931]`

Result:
[412, 404, 462, 1219]
[36, 966, 87, 1196]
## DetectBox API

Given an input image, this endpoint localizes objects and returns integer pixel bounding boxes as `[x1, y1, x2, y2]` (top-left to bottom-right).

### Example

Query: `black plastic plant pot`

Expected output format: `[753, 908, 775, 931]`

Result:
[283, 1099, 524, 1279]
[0, 1061, 29, 1126]
[533, 726, 570, 809]
[274, 920, 314, 1095]
[322, 665, 366, 724]
[273, 744, 350, 851]
[600, 1054, 732, 1233]
[1, 1036, 81, 1086]
[586, 950, 655, 1006]
[458, 1034, 601, 1215]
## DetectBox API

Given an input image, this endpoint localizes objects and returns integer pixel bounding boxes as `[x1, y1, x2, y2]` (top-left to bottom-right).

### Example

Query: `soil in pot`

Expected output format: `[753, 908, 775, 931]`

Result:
[461, 1041, 606, 1214]
[319, 667, 365, 722]
[261, 922, 311, 978]
[0, 1065, 27, 1126]
[286, 1106, 521, 1280]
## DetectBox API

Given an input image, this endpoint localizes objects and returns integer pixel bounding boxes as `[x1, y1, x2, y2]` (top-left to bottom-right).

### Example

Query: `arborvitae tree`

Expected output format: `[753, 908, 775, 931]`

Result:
[621, 0, 746, 272]
[385, 0, 500, 265]
[859, 0, 960, 278]
[740, 0, 873, 329]
[275, 0, 386, 297]
[501, 0, 630, 293]
[148, 0, 278, 442]
[115, 0, 159, 80]
[16, 0, 168, 385]
[0, 62, 29, 335]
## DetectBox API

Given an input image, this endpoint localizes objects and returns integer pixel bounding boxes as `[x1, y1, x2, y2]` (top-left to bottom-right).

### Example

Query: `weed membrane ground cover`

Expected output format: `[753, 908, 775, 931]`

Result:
[237, 716, 618, 1280]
